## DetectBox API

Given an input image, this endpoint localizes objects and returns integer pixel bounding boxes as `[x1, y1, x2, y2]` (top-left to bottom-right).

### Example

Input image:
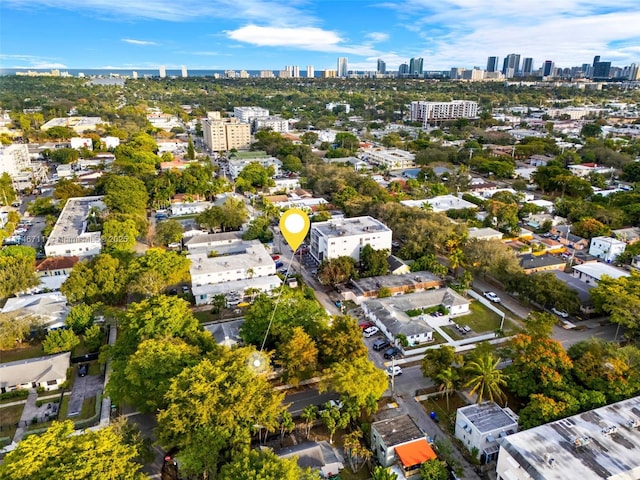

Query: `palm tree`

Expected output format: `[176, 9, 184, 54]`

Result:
[300, 405, 317, 439]
[435, 367, 458, 410]
[463, 352, 508, 404]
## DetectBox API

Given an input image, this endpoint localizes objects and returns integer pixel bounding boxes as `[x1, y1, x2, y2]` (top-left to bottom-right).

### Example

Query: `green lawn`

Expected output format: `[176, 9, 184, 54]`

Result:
[421, 393, 469, 427]
[0, 343, 45, 363]
[78, 396, 97, 420]
[194, 310, 216, 323]
[88, 361, 102, 376]
[0, 403, 25, 437]
[456, 301, 503, 333]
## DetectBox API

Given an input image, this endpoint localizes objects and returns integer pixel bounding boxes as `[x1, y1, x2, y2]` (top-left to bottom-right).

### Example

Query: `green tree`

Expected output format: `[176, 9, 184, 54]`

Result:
[300, 131, 318, 145]
[421, 345, 460, 381]
[121, 338, 201, 413]
[83, 324, 104, 352]
[590, 271, 640, 336]
[0, 247, 38, 298]
[236, 162, 275, 192]
[282, 154, 303, 173]
[242, 216, 274, 243]
[61, 254, 128, 305]
[102, 175, 149, 216]
[320, 356, 388, 414]
[463, 352, 508, 404]
[157, 348, 285, 479]
[219, 448, 320, 480]
[43, 328, 80, 354]
[420, 459, 449, 480]
[581, 122, 602, 138]
[318, 315, 368, 365]
[320, 404, 350, 444]
[571, 217, 611, 239]
[65, 303, 94, 334]
[334, 132, 359, 151]
[27, 197, 58, 216]
[343, 429, 372, 473]
[0, 420, 146, 480]
[154, 219, 183, 246]
[371, 466, 399, 480]
[317, 256, 357, 285]
[53, 178, 88, 204]
[0, 312, 39, 349]
[127, 248, 191, 297]
[186, 137, 196, 160]
[102, 218, 138, 252]
[278, 326, 318, 385]
[360, 244, 390, 277]
[49, 147, 79, 164]
[435, 367, 458, 410]
[301, 405, 317, 439]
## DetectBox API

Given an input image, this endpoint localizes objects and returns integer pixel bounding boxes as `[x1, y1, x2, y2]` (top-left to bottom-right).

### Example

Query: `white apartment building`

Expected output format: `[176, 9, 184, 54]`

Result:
[567, 163, 615, 178]
[202, 116, 251, 152]
[70, 137, 93, 150]
[306, 65, 314, 78]
[227, 156, 282, 179]
[361, 148, 415, 170]
[410, 100, 478, 126]
[233, 106, 270, 124]
[44, 196, 105, 257]
[455, 402, 518, 464]
[496, 396, 640, 480]
[0, 144, 31, 176]
[400, 195, 477, 213]
[588, 235, 626, 263]
[326, 102, 351, 113]
[40, 117, 105, 133]
[309, 216, 392, 263]
[169, 201, 212, 217]
[255, 116, 289, 133]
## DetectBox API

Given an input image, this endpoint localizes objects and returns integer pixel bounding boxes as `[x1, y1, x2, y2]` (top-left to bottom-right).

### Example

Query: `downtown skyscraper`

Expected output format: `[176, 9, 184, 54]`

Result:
[337, 57, 348, 77]
[502, 53, 521, 78]
[409, 57, 424, 77]
[486, 56, 499, 72]
[377, 59, 386, 74]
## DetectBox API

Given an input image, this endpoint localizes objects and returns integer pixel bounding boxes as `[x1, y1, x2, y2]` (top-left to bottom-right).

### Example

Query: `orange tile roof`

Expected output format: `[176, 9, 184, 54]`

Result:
[394, 439, 437, 468]
[36, 256, 80, 272]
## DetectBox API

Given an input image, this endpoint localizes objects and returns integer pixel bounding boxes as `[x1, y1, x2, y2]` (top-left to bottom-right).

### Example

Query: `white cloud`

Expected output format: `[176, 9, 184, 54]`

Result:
[3, 0, 314, 23]
[0, 53, 67, 69]
[378, 0, 640, 68]
[365, 32, 389, 43]
[225, 25, 378, 55]
[122, 38, 157, 46]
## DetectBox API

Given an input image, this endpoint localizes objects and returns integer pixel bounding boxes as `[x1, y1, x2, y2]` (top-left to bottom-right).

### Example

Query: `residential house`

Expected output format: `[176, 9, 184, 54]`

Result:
[350, 271, 444, 301]
[184, 232, 243, 252]
[401, 195, 477, 213]
[589, 236, 626, 263]
[612, 227, 640, 245]
[35, 256, 80, 291]
[0, 352, 71, 393]
[632, 255, 640, 272]
[467, 227, 503, 241]
[496, 395, 640, 480]
[567, 162, 615, 178]
[387, 255, 411, 275]
[277, 441, 344, 478]
[362, 289, 469, 347]
[520, 254, 566, 274]
[551, 225, 589, 250]
[572, 262, 630, 286]
[454, 402, 518, 464]
[1, 292, 70, 331]
[371, 414, 435, 472]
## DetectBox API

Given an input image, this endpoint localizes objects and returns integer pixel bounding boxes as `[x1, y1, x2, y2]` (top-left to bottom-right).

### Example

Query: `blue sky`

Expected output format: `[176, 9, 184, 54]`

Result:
[1, 0, 639, 72]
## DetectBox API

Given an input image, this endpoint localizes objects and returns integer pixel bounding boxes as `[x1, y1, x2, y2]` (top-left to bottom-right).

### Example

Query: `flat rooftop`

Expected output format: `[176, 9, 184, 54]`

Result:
[458, 402, 518, 434]
[352, 271, 442, 295]
[401, 195, 477, 212]
[312, 216, 391, 238]
[372, 414, 424, 447]
[501, 395, 640, 480]
[572, 263, 630, 280]
[188, 241, 274, 275]
[45, 195, 104, 247]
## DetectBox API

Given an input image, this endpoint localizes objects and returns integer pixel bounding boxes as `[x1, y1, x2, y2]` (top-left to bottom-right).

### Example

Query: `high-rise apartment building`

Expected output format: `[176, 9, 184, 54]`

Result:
[159, 66, 166, 78]
[410, 100, 478, 126]
[522, 58, 534, 76]
[323, 69, 337, 78]
[132, 71, 138, 80]
[306, 65, 314, 78]
[377, 59, 386, 74]
[233, 106, 270, 124]
[398, 63, 409, 76]
[337, 57, 348, 77]
[202, 115, 251, 152]
[629, 63, 640, 81]
[291, 65, 300, 78]
[409, 57, 424, 76]
[502, 54, 521, 78]
[486, 56, 499, 73]
[181, 66, 188, 78]
[542, 60, 555, 77]
[593, 61, 611, 80]
[260, 70, 274, 78]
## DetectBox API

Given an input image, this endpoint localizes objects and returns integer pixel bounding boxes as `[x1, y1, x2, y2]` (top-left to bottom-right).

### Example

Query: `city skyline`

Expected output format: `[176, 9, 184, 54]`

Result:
[1, 1, 639, 72]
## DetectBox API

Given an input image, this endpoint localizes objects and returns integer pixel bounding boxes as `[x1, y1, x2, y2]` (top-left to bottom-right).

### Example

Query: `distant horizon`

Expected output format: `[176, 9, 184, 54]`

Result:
[1, 1, 639, 72]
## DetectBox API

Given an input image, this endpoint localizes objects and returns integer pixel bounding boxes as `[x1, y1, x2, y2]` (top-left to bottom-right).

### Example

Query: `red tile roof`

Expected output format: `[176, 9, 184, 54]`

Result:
[36, 256, 80, 272]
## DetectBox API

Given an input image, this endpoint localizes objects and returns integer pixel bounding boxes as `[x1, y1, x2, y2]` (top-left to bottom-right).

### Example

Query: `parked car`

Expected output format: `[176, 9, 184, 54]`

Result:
[484, 291, 501, 303]
[373, 338, 391, 351]
[386, 365, 403, 377]
[551, 307, 569, 318]
[358, 321, 374, 330]
[363, 326, 379, 338]
[383, 347, 401, 359]
[78, 364, 88, 377]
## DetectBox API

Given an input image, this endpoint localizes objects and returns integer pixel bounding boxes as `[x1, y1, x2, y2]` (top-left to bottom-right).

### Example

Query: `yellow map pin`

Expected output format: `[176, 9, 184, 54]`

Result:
[279, 208, 310, 251]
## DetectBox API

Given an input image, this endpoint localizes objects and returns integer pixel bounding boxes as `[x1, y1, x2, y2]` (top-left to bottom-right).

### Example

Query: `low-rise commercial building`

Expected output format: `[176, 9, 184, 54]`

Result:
[589, 236, 626, 263]
[361, 148, 416, 170]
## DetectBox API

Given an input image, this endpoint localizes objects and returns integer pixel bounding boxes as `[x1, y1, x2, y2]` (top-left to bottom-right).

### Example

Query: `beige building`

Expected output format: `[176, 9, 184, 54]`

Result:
[202, 115, 251, 152]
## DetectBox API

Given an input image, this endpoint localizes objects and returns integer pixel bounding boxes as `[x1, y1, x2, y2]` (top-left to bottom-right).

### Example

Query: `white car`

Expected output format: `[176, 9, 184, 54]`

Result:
[363, 326, 379, 338]
[484, 291, 501, 303]
[551, 307, 569, 318]
[386, 366, 403, 377]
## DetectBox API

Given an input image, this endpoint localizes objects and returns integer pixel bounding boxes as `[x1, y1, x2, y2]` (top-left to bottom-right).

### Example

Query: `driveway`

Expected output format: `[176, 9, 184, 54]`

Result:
[67, 368, 104, 417]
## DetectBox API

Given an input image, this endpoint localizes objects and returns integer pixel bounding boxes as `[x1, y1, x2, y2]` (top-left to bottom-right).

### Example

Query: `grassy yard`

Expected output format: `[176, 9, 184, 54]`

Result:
[88, 361, 102, 376]
[78, 396, 97, 420]
[0, 343, 45, 363]
[421, 393, 470, 429]
[455, 301, 503, 333]
[0, 403, 25, 433]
